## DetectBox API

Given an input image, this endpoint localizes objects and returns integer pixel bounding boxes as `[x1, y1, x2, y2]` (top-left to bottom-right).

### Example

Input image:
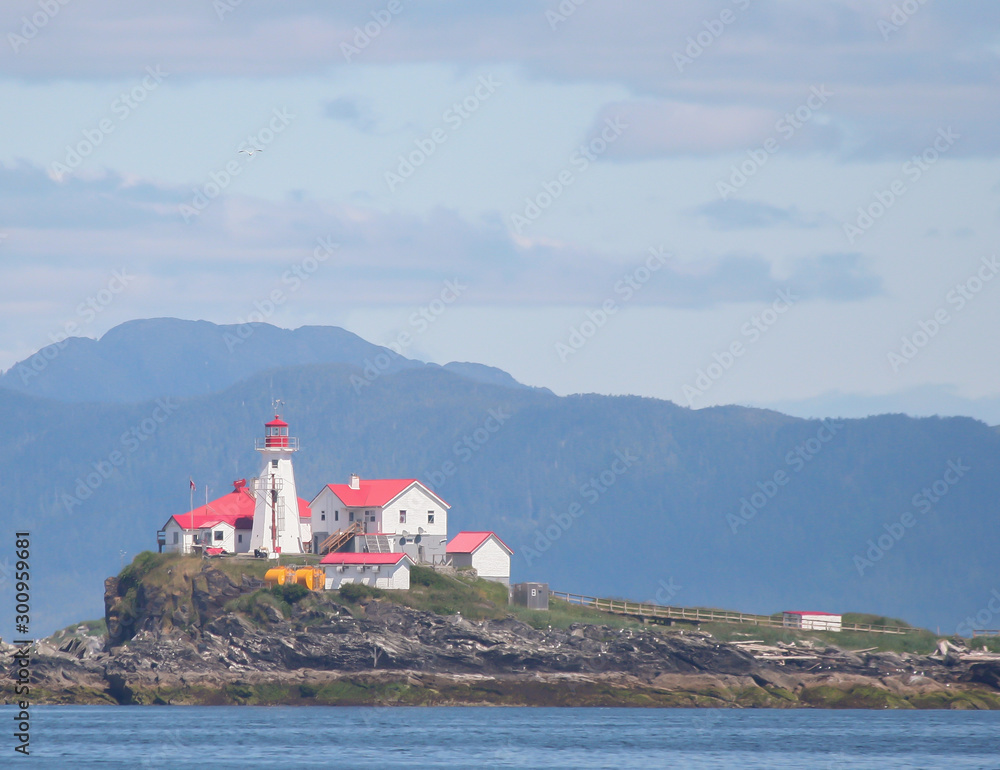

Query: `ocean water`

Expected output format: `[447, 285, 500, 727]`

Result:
[5, 705, 1000, 769]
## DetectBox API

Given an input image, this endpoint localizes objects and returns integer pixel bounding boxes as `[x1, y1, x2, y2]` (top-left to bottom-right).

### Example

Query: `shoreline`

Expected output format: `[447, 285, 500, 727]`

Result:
[10, 669, 1000, 710]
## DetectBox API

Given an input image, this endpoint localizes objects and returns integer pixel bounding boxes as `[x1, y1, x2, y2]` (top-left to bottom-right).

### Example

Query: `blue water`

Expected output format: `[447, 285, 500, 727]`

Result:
[4, 706, 999, 768]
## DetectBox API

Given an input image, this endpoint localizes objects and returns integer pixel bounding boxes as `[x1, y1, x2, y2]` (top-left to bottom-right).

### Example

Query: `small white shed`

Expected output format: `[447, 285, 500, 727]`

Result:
[320, 552, 413, 590]
[782, 611, 842, 632]
[446, 531, 513, 586]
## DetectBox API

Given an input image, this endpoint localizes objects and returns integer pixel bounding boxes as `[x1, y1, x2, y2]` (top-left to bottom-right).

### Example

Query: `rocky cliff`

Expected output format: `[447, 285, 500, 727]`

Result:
[4, 562, 1000, 708]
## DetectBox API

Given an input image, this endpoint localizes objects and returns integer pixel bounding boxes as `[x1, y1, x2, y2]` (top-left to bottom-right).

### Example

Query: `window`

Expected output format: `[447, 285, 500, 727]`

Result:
[271, 459, 278, 468]
[427, 512, 435, 524]
[214, 531, 224, 542]
[173, 532, 179, 544]
[335, 511, 339, 521]
[349, 512, 354, 522]
[399, 510, 406, 524]
[320, 513, 326, 521]
[238, 534, 243, 544]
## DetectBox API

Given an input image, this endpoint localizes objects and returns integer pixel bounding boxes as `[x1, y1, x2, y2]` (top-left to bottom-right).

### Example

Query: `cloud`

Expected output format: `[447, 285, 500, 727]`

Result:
[588, 100, 779, 159]
[692, 200, 826, 230]
[783, 252, 883, 302]
[4, 3, 1000, 159]
[0, 160, 884, 309]
[323, 96, 379, 134]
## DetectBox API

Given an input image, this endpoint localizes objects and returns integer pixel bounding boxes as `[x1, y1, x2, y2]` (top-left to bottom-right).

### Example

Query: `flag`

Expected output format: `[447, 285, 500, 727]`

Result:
[190, 478, 196, 491]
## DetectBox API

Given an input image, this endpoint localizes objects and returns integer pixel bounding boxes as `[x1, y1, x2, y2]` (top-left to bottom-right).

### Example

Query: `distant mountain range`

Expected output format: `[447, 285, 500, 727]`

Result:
[0, 317, 547, 403]
[2, 318, 999, 638]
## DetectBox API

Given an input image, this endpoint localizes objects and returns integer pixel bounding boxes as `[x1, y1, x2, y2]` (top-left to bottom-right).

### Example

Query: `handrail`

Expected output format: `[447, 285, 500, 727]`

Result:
[550, 591, 916, 636]
[319, 521, 364, 554]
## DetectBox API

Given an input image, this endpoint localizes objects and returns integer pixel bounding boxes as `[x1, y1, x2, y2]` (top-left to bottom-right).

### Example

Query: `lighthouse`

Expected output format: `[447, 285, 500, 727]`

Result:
[248, 414, 304, 555]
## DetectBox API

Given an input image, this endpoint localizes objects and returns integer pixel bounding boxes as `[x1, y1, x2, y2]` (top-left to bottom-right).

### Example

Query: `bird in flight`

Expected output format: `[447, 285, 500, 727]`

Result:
[239, 146, 264, 156]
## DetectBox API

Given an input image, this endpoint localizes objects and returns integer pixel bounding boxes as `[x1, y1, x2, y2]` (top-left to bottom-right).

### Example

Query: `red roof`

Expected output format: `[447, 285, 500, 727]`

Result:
[265, 415, 289, 428]
[319, 552, 411, 566]
[167, 484, 311, 529]
[446, 531, 513, 555]
[783, 611, 841, 617]
[323, 479, 421, 507]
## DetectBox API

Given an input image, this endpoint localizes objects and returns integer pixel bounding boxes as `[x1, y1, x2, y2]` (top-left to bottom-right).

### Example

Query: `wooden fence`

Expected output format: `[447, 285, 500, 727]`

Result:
[550, 591, 915, 635]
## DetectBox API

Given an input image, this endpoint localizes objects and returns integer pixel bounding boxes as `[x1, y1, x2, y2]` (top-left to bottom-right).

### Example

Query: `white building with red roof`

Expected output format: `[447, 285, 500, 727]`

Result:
[310, 474, 450, 563]
[320, 551, 414, 590]
[159, 478, 313, 555]
[446, 531, 513, 586]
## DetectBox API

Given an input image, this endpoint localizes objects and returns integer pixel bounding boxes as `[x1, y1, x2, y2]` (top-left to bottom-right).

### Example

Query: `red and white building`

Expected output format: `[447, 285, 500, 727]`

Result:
[320, 551, 414, 590]
[159, 479, 311, 555]
[446, 531, 513, 585]
[310, 475, 450, 563]
[248, 415, 308, 555]
[159, 414, 518, 588]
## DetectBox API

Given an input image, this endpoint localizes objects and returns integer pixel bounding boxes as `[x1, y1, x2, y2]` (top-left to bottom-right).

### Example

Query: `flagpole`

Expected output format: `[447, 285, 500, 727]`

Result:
[189, 479, 194, 555]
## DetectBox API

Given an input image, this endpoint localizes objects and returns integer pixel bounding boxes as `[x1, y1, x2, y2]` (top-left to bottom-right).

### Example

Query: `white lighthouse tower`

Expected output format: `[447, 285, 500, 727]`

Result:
[249, 414, 304, 556]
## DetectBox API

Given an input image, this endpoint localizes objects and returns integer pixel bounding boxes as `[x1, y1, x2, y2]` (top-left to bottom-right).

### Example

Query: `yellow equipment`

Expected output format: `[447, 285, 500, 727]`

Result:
[295, 566, 326, 591]
[264, 566, 297, 587]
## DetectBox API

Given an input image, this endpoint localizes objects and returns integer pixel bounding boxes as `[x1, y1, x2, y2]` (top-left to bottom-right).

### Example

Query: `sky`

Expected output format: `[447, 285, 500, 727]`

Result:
[2, 0, 1000, 423]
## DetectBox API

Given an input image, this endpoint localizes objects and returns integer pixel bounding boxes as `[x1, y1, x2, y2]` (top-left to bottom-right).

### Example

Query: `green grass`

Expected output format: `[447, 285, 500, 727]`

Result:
[48, 617, 108, 642]
[697, 619, 939, 654]
[109, 553, 987, 656]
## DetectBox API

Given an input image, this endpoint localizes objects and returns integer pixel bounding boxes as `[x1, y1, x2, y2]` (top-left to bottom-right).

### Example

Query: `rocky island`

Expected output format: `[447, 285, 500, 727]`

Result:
[5, 553, 1000, 709]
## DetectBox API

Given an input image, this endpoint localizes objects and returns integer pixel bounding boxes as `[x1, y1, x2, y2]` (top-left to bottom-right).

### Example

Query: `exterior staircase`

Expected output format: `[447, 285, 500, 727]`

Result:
[319, 521, 363, 555]
[363, 534, 392, 553]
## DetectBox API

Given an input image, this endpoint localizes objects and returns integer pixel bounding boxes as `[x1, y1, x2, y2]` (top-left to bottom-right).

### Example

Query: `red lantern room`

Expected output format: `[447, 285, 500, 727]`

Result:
[264, 415, 290, 448]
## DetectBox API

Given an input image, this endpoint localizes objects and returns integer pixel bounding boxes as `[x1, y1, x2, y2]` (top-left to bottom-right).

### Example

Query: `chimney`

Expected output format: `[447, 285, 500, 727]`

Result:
[350, 473, 360, 490]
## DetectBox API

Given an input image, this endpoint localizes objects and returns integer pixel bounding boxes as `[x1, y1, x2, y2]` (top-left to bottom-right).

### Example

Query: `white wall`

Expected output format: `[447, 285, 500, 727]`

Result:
[162, 520, 189, 554]
[201, 524, 235, 552]
[310, 487, 357, 534]
[323, 562, 411, 590]
[783, 612, 842, 632]
[249, 450, 304, 554]
[471, 537, 511, 585]
[161, 520, 251, 554]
